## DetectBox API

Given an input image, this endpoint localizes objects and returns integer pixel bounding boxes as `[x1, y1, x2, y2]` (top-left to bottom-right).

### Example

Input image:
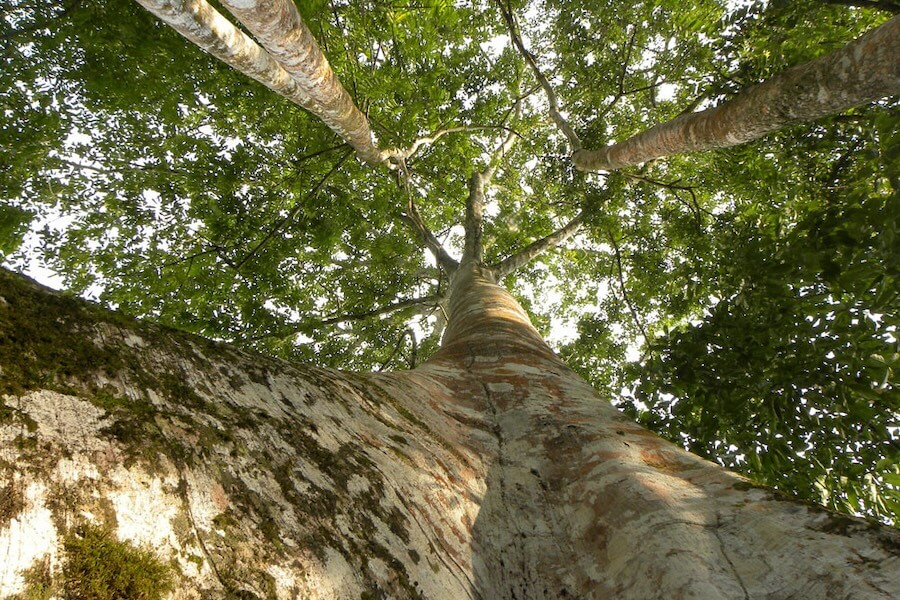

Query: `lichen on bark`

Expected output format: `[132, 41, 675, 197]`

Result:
[1, 267, 899, 598]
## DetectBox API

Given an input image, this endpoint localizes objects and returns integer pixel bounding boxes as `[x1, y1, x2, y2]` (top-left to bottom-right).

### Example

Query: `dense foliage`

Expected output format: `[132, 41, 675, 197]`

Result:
[2, 0, 897, 523]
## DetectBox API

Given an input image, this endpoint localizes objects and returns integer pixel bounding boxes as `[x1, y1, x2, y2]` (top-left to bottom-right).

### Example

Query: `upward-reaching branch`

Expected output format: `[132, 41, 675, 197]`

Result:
[397, 161, 459, 274]
[607, 230, 652, 352]
[463, 116, 520, 264]
[136, 0, 391, 166]
[463, 173, 487, 265]
[495, 0, 581, 152]
[573, 16, 900, 171]
[492, 211, 585, 278]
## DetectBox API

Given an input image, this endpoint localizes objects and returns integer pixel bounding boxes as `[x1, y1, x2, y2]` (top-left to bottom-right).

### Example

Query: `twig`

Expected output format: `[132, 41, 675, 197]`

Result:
[623, 172, 712, 224]
[321, 294, 441, 327]
[233, 150, 352, 271]
[400, 125, 524, 161]
[606, 229, 652, 352]
[248, 293, 441, 342]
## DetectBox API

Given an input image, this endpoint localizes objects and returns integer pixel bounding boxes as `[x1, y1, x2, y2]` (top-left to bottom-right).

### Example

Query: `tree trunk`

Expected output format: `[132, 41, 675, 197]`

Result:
[0, 266, 898, 598]
[572, 16, 900, 172]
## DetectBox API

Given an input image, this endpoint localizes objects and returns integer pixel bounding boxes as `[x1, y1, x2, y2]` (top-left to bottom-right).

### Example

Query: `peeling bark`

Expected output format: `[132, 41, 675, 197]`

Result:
[1, 267, 898, 598]
[573, 16, 900, 172]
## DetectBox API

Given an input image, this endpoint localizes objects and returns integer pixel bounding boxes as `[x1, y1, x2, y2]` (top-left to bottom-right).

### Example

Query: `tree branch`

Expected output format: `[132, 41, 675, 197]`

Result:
[622, 173, 712, 223]
[494, 0, 582, 152]
[234, 150, 352, 271]
[573, 17, 900, 171]
[606, 230, 652, 351]
[135, 0, 392, 166]
[463, 172, 486, 264]
[320, 294, 441, 327]
[399, 125, 523, 161]
[215, 0, 394, 166]
[376, 328, 418, 372]
[492, 211, 586, 278]
[397, 161, 459, 273]
[462, 106, 521, 265]
[594, 26, 639, 122]
[483, 116, 520, 183]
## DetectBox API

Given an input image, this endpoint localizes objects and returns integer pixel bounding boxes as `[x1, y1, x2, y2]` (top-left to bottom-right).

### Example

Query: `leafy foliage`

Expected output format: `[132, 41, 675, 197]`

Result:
[1, 0, 897, 523]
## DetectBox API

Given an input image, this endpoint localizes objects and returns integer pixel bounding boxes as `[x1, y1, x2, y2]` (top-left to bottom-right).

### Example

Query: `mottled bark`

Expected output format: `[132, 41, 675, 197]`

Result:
[573, 16, 900, 171]
[135, 0, 389, 166]
[1, 267, 898, 599]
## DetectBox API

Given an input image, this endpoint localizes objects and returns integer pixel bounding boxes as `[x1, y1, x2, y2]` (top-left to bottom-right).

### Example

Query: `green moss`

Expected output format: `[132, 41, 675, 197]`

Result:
[61, 523, 175, 600]
[19, 557, 54, 600]
[0, 480, 25, 525]
[820, 514, 861, 536]
[0, 271, 217, 418]
[0, 273, 126, 397]
[732, 480, 766, 492]
[387, 434, 408, 446]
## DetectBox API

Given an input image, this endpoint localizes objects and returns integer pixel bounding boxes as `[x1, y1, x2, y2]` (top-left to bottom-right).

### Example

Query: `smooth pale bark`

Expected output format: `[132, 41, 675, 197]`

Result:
[135, 0, 388, 166]
[216, 0, 388, 166]
[573, 16, 900, 172]
[1, 267, 898, 598]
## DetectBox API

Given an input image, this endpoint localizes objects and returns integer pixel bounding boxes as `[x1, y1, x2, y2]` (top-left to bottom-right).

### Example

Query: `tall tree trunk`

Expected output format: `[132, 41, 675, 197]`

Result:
[0, 267, 898, 598]
[573, 16, 900, 172]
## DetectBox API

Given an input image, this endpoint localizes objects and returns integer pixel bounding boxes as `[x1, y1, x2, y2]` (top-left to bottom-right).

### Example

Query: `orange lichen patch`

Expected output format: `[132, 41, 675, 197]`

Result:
[210, 482, 229, 512]
[637, 476, 677, 503]
[640, 449, 693, 474]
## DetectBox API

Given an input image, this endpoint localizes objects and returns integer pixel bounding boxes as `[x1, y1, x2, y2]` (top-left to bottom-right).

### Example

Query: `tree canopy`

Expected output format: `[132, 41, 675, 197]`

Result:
[1, 0, 898, 526]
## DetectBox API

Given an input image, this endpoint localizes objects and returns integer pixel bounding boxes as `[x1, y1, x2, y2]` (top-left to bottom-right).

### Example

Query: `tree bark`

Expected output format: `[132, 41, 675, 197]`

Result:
[1, 267, 898, 598]
[216, 0, 389, 166]
[573, 16, 900, 172]
[135, 0, 389, 166]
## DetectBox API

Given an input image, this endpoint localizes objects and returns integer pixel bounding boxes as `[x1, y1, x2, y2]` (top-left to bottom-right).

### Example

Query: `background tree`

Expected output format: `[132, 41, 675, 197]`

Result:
[1, 0, 899, 595]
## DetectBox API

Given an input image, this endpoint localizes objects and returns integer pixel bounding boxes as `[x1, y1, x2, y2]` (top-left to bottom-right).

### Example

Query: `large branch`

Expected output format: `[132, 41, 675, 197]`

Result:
[492, 211, 585, 278]
[495, 0, 581, 152]
[136, 0, 390, 166]
[217, 0, 389, 166]
[573, 16, 900, 172]
[403, 197, 459, 274]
